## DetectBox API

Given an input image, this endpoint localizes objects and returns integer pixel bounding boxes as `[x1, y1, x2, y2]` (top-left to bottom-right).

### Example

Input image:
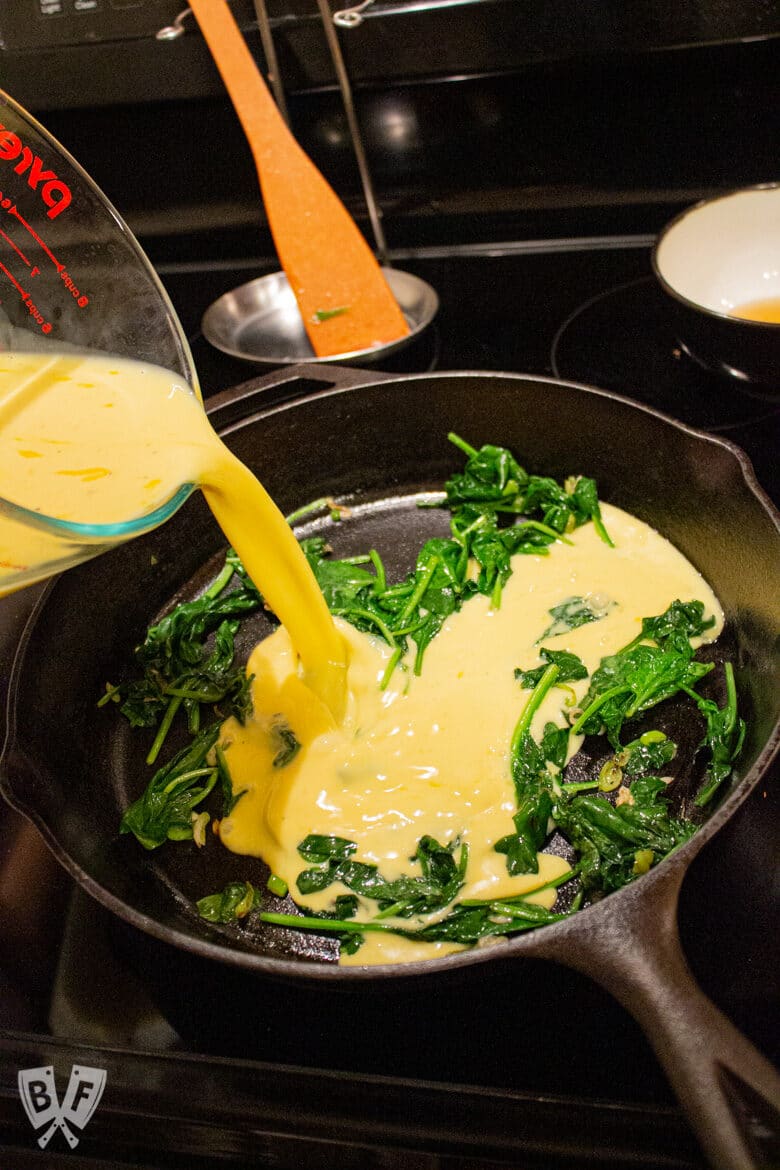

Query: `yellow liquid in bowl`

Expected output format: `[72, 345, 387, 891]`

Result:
[730, 296, 780, 324]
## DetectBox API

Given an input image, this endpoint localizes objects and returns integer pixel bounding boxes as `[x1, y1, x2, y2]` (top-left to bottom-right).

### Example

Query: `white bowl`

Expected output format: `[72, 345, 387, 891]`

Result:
[652, 184, 780, 393]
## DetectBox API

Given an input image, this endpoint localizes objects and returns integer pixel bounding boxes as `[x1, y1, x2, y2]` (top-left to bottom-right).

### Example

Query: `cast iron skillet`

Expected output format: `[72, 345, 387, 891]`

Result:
[2, 366, 779, 1169]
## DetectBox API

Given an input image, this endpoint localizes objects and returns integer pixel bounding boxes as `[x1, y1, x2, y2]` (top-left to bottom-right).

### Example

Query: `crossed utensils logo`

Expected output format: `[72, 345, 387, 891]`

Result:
[18, 1064, 107, 1148]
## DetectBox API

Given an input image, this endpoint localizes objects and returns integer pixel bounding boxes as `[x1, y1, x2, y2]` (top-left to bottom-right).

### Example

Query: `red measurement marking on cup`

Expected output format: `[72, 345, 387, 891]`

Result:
[1, 196, 63, 272]
[0, 257, 53, 334]
[0, 226, 31, 267]
[0, 193, 90, 316]
[6, 203, 89, 307]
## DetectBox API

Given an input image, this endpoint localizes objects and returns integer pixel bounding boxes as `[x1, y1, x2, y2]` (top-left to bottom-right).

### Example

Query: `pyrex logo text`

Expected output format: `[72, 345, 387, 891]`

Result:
[0, 124, 72, 219]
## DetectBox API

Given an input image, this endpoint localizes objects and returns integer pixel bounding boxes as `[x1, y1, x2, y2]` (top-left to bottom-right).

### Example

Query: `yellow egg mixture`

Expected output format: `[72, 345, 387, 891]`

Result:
[217, 503, 722, 964]
[0, 351, 347, 716]
[0, 351, 723, 966]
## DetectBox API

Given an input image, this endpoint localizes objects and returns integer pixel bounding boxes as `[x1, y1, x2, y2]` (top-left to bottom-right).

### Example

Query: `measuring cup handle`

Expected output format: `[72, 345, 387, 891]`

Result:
[539, 866, 780, 1170]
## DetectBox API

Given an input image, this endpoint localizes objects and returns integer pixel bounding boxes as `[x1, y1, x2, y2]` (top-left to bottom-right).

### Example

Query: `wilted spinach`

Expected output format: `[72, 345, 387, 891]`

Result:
[101, 557, 259, 762]
[110, 437, 744, 958]
[119, 724, 221, 850]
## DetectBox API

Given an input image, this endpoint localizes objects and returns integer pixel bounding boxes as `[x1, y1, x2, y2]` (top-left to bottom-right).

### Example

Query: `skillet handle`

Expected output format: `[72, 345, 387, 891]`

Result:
[541, 867, 780, 1170]
[205, 361, 390, 431]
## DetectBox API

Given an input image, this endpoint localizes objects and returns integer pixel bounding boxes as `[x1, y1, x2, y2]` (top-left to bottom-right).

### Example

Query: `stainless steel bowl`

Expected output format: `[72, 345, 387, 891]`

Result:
[201, 267, 439, 366]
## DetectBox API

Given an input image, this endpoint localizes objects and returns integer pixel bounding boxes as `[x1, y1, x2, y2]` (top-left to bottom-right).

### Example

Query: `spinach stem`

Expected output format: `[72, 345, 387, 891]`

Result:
[447, 432, 477, 459]
[559, 778, 600, 793]
[510, 663, 560, 756]
[460, 864, 578, 906]
[161, 766, 215, 796]
[515, 519, 574, 546]
[284, 497, 331, 525]
[332, 607, 397, 646]
[723, 661, 738, 734]
[398, 556, 440, 626]
[380, 646, 405, 691]
[146, 694, 183, 765]
[591, 511, 615, 549]
[369, 549, 386, 594]
[259, 911, 391, 935]
[456, 514, 489, 541]
[570, 684, 633, 736]
[204, 561, 234, 601]
[374, 900, 411, 919]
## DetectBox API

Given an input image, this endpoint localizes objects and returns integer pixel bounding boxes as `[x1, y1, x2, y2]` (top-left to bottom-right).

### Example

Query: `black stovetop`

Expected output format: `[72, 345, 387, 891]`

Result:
[0, 236, 777, 1169]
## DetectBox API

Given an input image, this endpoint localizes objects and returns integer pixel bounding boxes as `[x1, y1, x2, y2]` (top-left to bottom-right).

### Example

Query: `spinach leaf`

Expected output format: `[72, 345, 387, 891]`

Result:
[622, 599, 716, 653]
[300, 537, 376, 609]
[515, 647, 588, 689]
[501, 600, 733, 894]
[270, 717, 302, 768]
[102, 556, 259, 761]
[622, 731, 677, 776]
[255, 885, 570, 948]
[539, 595, 614, 640]
[196, 880, 365, 957]
[570, 604, 720, 748]
[495, 665, 562, 875]
[573, 644, 713, 747]
[301, 533, 474, 678]
[295, 437, 612, 677]
[197, 880, 258, 923]
[444, 435, 528, 509]
[216, 743, 246, 817]
[567, 476, 614, 548]
[552, 784, 694, 896]
[120, 724, 220, 850]
[540, 721, 571, 770]
[443, 436, 612, 547]
[408, 897, 565, 943]
[297, 835, 358, 863]
[694, 663, 746, 807]
[295, 833, 468, 919]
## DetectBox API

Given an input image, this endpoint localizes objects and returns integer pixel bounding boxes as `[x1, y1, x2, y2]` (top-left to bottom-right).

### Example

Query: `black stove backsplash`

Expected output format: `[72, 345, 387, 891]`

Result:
[11, 37, 779, 259]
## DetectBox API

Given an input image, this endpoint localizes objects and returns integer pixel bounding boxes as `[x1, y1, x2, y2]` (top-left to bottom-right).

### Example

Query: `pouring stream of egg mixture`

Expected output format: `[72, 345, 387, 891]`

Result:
[0, 351, 731, 966]
[0, 352, 347, 718]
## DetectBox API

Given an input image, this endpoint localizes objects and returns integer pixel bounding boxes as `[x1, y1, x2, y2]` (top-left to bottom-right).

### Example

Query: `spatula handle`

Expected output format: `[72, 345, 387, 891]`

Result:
[189, 0, 289, 167]
[189, 0, 409, 358]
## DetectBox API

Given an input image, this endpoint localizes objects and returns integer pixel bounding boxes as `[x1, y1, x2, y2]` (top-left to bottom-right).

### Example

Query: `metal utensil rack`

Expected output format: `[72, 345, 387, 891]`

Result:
[157, 0, 414, 266]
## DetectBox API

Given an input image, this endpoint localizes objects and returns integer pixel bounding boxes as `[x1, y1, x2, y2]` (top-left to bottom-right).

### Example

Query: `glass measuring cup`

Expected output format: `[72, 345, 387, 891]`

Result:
[0, 88, 200, 595]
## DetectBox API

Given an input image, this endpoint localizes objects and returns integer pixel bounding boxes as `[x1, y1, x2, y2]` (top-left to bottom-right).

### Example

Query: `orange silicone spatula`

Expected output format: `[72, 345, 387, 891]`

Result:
[189, 0, 409, 359]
